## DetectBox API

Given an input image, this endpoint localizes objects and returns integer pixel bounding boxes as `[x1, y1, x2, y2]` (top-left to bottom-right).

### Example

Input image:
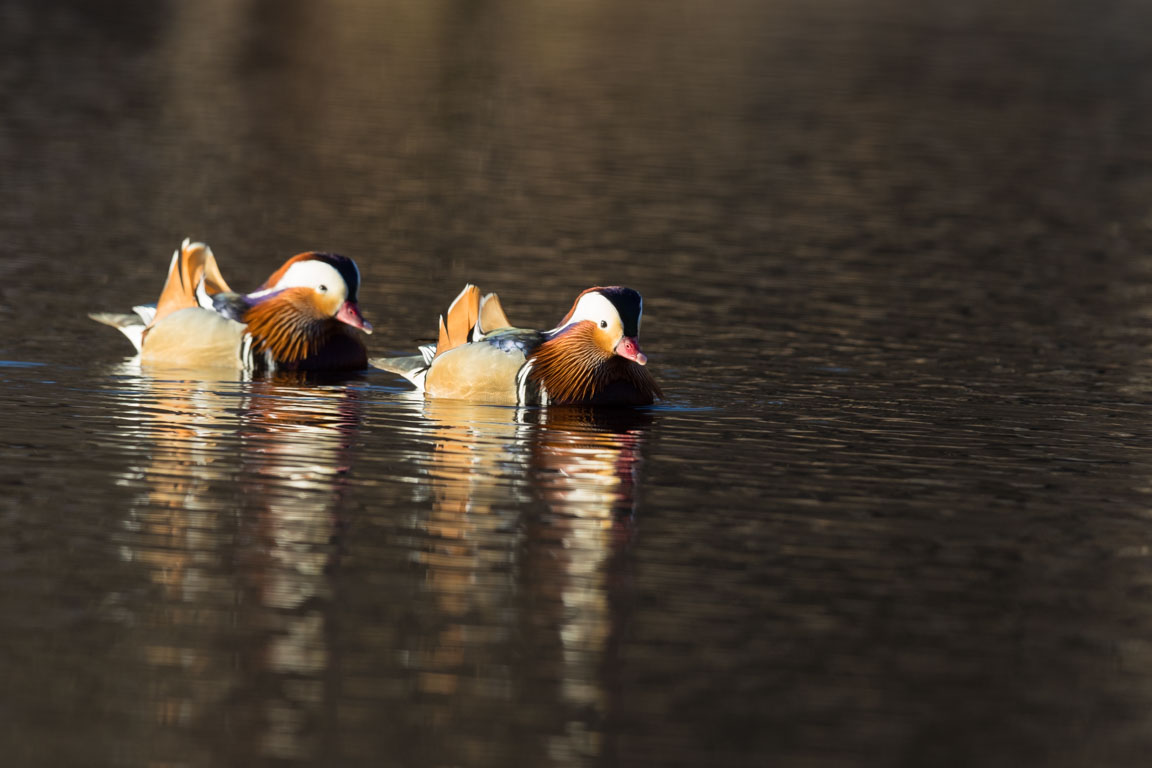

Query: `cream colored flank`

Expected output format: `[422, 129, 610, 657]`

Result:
[425, 341, 529, 404]
[140, 307, 247, 367]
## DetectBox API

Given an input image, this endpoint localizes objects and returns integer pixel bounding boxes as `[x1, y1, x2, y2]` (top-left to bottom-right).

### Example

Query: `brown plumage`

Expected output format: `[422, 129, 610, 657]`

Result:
[529, 322, 662, 405]
[374, 283, 662, 406]
[243, 287, 328, 363]
[91, 239, 372, 372]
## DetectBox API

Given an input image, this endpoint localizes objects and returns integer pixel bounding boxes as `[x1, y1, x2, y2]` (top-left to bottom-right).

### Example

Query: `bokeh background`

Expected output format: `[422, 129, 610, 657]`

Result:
[5, 1, 1152, 766]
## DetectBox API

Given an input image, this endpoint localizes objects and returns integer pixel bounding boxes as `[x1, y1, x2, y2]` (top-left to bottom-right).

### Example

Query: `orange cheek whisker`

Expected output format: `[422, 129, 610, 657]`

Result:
[526, 320, 662, 404]
[243, 288, 330, 364]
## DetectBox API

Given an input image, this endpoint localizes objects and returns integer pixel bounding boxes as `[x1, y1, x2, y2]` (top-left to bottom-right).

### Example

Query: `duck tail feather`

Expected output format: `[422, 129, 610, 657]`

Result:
[371, 355, 430, 389]
[477, 291, 512, 336]
[152, 239, 232, 327]
[434, 284, 481, 358]
[89, 312, 146, 353]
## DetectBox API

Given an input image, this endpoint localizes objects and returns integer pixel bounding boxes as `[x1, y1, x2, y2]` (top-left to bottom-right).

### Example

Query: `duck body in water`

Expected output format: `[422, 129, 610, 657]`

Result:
[375, 284, 661, 406]
[91, 239, 373, 372]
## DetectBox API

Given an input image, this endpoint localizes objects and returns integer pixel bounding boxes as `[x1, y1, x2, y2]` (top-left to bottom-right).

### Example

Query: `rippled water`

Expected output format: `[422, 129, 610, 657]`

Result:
[6, 0, 1152, 765]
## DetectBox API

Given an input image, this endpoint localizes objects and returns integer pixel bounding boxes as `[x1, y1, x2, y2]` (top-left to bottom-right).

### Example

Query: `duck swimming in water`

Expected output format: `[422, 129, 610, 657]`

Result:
[374, 283, 661, 406]
[91, 239, 372, 372]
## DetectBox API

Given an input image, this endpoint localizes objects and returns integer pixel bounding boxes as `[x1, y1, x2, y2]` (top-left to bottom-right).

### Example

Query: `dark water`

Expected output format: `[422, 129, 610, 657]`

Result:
[4, 0, 1152, 765]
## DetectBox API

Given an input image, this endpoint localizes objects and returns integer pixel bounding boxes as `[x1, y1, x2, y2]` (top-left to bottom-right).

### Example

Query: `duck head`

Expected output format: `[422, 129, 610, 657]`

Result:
[529, 286, 661, 405]
[551, 286, 648, 363]
[256, 252, 373, 334]
[242, 252, 373, 365]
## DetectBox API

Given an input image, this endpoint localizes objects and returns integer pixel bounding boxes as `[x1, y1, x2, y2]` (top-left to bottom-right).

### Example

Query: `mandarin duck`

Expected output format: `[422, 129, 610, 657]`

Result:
[91, 239, 372, 371]
[374, 284, 661, 406]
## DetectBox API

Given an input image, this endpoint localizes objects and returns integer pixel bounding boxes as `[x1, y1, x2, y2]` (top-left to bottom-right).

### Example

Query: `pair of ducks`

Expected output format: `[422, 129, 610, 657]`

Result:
[92, 240, 662, 406]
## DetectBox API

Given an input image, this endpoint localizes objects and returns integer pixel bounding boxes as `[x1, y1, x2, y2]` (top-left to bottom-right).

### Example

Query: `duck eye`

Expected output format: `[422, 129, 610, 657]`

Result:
[600, 320, 608, 328]
[319, 285, 328, 293]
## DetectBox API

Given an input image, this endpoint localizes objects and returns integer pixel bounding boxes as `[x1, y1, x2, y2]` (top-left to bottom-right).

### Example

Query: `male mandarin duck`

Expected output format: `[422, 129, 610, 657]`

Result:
[374, 284, 662, 406]
[91, 239, 372, 371]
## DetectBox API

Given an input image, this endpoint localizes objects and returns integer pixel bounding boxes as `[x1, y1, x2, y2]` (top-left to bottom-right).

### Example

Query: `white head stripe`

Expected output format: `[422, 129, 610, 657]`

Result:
[549, 293, 621, 333]
[274, 261, 345, 291]
[248, 260, 348, 300]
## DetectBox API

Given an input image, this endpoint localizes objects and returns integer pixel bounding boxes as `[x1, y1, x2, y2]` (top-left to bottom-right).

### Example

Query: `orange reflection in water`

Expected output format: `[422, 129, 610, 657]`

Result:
[109, 366, 650, 767]
[110, 367, 362, 765]
[412, 400, 649, 766]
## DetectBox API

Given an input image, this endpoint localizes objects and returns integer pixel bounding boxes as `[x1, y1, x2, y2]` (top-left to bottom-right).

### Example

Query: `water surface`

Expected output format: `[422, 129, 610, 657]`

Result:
[4, 0, 1152, 766]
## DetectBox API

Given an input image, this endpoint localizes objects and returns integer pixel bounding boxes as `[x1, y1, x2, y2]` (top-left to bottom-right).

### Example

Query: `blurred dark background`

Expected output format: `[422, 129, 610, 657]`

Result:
[5, 1, 1152, 766]
[4, 0, 1148, 370]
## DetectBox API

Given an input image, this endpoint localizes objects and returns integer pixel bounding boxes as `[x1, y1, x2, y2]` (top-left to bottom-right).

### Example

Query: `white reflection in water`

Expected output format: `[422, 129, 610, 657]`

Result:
[413, 400, 647, 766]
[108, 364, 360, 764]
[105, 361, 649, 766]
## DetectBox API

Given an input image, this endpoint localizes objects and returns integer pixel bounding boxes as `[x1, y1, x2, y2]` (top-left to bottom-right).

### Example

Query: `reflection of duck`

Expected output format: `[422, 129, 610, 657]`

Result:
[91, 239, 372, 371]
[110, 366, 362, 763]
[408, 401, 651, 763]
[525, 406, 650, 742]
[376, 284, 662, 405]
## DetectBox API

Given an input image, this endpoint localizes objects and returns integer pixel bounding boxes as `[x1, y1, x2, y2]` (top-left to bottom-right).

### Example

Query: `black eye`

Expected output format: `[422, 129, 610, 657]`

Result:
[319, 285, 328, 293]
[599, 320, 608, 328]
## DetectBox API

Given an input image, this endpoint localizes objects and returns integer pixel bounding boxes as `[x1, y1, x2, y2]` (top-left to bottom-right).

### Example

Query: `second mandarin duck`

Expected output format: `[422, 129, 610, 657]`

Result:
[91, 239, 373, 372]
[374, 284, 661, 406]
